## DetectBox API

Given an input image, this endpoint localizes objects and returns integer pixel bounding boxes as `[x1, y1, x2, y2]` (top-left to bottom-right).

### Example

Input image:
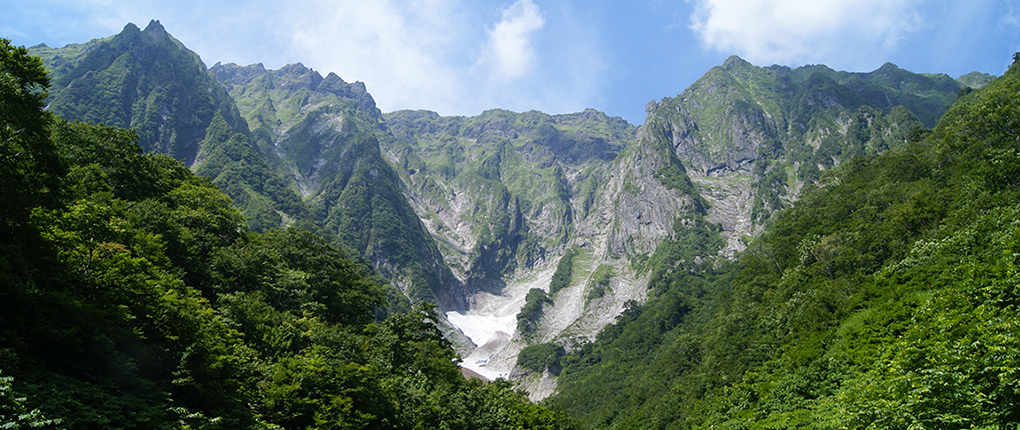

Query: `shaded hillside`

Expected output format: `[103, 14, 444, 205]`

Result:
[29, 21, 320, 236]
[31, 20, 246, 165]
[192, 112, 325, 233]
[31, 23, 457, 305]
[550, 59, 1020, 429]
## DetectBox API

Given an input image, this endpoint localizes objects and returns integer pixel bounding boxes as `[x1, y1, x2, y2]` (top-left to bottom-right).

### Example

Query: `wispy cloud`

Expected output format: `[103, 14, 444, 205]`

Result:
[688, 0, 922, 69]
[1003, 0, 1020, 28]
[478, 0, 545, 82]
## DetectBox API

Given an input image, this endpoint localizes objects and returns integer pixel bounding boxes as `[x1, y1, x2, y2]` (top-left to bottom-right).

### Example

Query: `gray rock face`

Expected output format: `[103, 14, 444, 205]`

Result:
[635, 56, 964, 254]
[587, 139, 696, 258]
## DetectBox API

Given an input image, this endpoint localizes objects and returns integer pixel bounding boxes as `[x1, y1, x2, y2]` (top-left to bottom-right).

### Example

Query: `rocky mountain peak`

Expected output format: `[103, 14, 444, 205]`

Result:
[120, 22, 141, 35]
[276, 63, 324, 90]
[143, 19, 168, 41]
[875, 61, 902, 73]
[722, 54, 751, 69]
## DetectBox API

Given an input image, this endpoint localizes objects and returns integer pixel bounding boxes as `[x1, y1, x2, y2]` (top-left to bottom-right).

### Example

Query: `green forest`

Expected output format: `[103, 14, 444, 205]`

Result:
[550, 59, 1020, 428]
[0, 39, 578, 429]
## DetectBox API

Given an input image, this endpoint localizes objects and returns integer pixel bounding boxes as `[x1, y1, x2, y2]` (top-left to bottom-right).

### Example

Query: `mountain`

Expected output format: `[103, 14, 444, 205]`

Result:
[379, 57, 966, 386]
[640, 56, 960, 254]
[29, 21, 982, 398]
[209, 62, 458, 305]
[381, 108, 636, 294]
[29, 22, 451, 309]
[956, 70, 996, 88]
[29, 21, 322, 236]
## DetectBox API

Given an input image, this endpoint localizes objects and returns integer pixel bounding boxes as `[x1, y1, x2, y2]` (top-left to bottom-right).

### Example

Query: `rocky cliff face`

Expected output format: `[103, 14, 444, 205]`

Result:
[381, 108, 710, 380]
[405, 57, 965, 386]
[639, 56, 964, 256]
[382, 109, 636, 293]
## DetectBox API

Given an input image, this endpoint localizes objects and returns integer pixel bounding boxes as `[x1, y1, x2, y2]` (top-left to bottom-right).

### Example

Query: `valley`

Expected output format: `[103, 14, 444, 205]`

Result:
[6, 18, 1017, 429]
[29, 21, 975, 393]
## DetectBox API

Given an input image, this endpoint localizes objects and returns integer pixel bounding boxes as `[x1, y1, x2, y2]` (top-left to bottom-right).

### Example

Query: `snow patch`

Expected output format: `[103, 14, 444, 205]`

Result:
[445, 265, 556, 381]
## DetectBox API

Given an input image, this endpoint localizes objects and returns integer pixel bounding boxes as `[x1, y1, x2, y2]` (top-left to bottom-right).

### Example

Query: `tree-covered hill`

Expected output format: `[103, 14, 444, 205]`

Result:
[548, 58, 1020, 429]
[0, 38, 578, 430]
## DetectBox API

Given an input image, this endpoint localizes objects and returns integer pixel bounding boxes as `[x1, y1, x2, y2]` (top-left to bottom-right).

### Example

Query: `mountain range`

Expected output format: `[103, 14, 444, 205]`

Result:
[28, 19, 998, 399]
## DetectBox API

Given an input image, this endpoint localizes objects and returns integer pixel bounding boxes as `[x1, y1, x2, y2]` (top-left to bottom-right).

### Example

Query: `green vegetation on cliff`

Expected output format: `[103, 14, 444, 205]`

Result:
[383, 108, 637, 287]
[644, 56, 950, 228]
[193, 112, 323, 233]
[517, 288, 553, 341]
[517, 343, 566, 375]
[549, 248, 579, 296]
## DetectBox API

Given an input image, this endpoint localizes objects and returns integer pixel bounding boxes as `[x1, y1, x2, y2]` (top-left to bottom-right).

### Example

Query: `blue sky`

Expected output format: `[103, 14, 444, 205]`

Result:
[2, 0, 1018, 124]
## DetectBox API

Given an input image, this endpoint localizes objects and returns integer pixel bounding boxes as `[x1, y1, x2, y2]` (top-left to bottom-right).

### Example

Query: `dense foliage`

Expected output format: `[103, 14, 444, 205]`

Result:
[517, 343, 566, 375]
[550, 60, 1020, 428]
[0, 40, 577, 429]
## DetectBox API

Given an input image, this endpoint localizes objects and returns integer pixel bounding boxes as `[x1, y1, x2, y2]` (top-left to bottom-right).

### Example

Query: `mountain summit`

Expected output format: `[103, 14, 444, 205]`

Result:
[33, 21, 246, 165]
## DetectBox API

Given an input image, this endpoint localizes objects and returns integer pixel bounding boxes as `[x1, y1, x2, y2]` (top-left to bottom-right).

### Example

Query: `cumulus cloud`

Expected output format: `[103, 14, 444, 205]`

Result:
[478, 0, 545, 82]
[275, 0, 471, 113]
[689, 0, 922, 68]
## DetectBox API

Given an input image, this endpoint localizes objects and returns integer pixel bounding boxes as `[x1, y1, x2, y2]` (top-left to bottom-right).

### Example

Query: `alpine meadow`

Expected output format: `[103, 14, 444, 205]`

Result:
[1, 17, 1018, 430]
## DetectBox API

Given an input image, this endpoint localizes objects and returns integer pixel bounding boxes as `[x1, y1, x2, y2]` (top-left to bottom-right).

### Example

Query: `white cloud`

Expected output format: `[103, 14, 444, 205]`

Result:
[688, 0, 922, 68]
[8, 0, 597, 117]
[274, 0, 471, 114]
[478, 0, 545, 82]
